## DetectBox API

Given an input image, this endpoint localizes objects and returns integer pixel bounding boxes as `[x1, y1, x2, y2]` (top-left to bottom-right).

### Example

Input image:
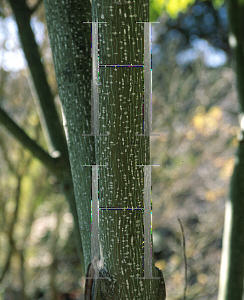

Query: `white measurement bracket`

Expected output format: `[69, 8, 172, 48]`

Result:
[136, 164, 161, 279]
[82, 21, 108, 137]
[82, 164, 109, 280]
[136, 21, 161, 137]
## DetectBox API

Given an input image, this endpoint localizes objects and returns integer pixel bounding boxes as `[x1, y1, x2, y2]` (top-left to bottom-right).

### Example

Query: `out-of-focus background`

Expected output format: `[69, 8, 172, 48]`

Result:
[0, 0, 236, 299]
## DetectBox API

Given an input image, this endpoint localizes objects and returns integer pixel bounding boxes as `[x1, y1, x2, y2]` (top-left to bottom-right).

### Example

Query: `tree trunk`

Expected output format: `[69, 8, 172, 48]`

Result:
[218, 1, 244, 299]
[44, 0, 166, 298]
[43, 0, 95, 271]
[91, 0, 164, 299]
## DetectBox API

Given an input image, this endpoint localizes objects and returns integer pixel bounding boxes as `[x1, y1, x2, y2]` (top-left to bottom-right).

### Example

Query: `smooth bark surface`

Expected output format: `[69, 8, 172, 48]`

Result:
[44, 0, 95, 271]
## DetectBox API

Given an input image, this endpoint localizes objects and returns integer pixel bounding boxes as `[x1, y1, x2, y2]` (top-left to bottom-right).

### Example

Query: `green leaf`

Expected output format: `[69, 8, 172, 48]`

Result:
[150, 0, 224, 21]
[150, 0, 195, 20]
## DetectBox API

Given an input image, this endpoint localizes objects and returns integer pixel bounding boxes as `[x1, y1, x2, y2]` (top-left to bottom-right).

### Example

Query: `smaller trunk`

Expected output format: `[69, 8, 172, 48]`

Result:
[218, 1, 244, 299]
[44, 0, 95, 270]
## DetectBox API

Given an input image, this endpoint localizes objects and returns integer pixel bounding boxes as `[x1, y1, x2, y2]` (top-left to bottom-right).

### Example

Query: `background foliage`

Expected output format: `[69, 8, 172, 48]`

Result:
[150, 0, 224, 20]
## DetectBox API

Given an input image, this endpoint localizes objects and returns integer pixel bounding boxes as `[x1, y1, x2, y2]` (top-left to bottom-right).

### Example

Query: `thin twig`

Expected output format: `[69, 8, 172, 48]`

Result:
[0, 107, 59, 174]
[178, 218, 187, 300]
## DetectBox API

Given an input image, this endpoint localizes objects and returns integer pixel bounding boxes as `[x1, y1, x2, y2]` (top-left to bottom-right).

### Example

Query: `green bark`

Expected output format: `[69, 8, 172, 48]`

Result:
[92, 0, 165, 298]
[43, 0, 95, 271]
[218, 1, 244, 299]
[44, 0, 166, 298]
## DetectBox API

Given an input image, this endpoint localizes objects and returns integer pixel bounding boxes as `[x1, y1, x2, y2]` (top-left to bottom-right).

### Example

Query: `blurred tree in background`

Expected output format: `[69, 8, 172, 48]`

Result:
[0, 0, 242, 299]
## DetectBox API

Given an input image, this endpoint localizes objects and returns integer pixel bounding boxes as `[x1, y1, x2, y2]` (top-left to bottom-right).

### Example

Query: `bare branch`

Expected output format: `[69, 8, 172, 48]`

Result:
[0, 106, 58, 173]
[8, 0, 68, 158]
